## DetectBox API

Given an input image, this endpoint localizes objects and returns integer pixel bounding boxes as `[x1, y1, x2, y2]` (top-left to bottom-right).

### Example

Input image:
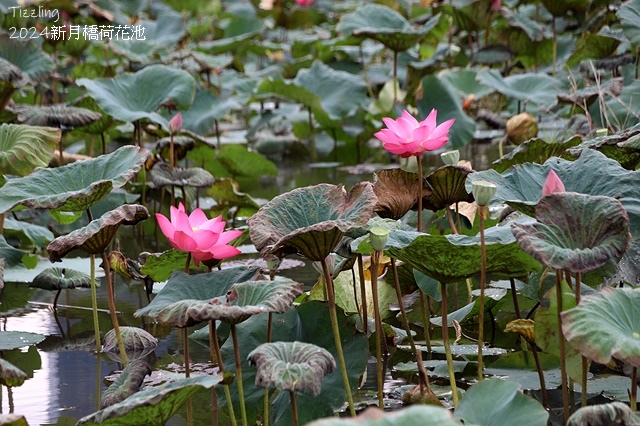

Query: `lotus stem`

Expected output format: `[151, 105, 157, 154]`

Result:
[552, 17, 557, 76]
[170, 133, 175, 169]
[498, 134, 507, 158]
[509, 278, 521, 319]
[417, 156, 424, 232]
[89, 254, 101, 352]
[446, 207, 458, 234]
[390, 259, 417, 354]
[393, 50, 398, 103]
[214, 119, 221, 152]
[530, 343, 548, 407]
[360, 45, 375, 100]
[0, 213, 4, 234]
[556, 270, 570, 424]
[289, 390, 299, 426]
[370, 250, 385, 409]
[321, 258, 357, 417]
[631, 366, 637, 412]
[101, 252, 128, 366]
[573, 270, 588, 409]
[208, 321, 219, 426]
[357, 254, 368, 334]
[477, 207, 487, 381]
[308, 107, 317, 162]
[440, 283, 459, 407]
[184, 252, 191, 274]
[183, 327, 190, 378]
[419, 292, 432, 353]
[211, 320, 237, 426]
[230, 324, 248, 426]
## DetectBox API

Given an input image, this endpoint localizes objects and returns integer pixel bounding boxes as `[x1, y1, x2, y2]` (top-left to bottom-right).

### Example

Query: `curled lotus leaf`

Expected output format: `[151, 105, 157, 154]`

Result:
[511, 193, 630, 273]
[31, 267, 91, 290]
[423, 164, 475, 212]
[562, 287, 640, 367]
[100, 359, 152, 409]
[0, 35, 54, 83]
[155, 278, 303, 327]
[102, 326, 158, 363]
[47, 204, 149, 262]
[0, 123, 60, 176]
[0, 358, 27, 387]
[11, 103, 102, 128]
[567, 401, 636, 426]
[0, 145, 149, 214]
[248, 183, 377, 261]
[150, 161, 214, 189]
[248, 341, 336, 396]
[373, 169, 431, 220]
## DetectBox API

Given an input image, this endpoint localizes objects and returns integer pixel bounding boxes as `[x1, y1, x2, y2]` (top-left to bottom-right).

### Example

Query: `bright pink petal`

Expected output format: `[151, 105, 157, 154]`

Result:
[411, 125, 433, 143]
[172, 231, 199, 252]
[169, 205, 180, 224]
[217, 230, 243, 245]
[381, 116, 401, 135]
[191, 250, 214, 263]
[396, 116, 417, 138]
[188, 208, 210, 227]
[401, 110, 420, 128]
[375, 129, 406, 147]
[419, 109, 438, 130]
[199, 218, 226, 234]
[430, 119, 455, 140]
[384, 139, 423, 156]
[174, 211, 194, 236]
[192, 230, 220, 250]
[156, 213, 175, 241]
[208, 245, 242, 260]
[422, 137, 450, 151]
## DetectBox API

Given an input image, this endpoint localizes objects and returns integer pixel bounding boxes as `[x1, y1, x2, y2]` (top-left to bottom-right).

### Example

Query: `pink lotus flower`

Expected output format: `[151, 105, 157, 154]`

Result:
[295, 0, 313, 5]
[491, 0, 501, 12]
[374, 109, 455, 158]
[168, 112, 182, 134]
[542, 170, 565, 197]
[156, 203, 242, 266]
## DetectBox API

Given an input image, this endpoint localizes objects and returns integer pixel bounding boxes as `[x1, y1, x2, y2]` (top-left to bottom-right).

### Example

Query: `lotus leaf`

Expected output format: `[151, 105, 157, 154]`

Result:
[618, 0, 640, 46]
[511, 193, 630, 273]
[248, 183, 377, 261]
[557, 77, 624, 108]
[248, 341, 336, 396]
[31, 267, 90, 290]
[567, 401, 638, 426]
[0, 123, 60, 176]
[473, 44, 515, 65]
[77, 65, 196, 129]
[47, 204, 149, 262]
[307, 405, 458, 426]
[0, 145, 149, 214]
[155, 136, 195, 162]
[492, 137, 581, 173]
[0, 234, 27, 267]
[540, 0, 588, 17]
[179, 89, 239, 136]
[215, 144, 278, 178]
[0, 56, 21, 84]
[76, 375, 221, 425]
[11, 104, 101, 128]
[134, 266, 261, 319]
[566, 33, 621, 69]
[154, 278, 303, 327]
[0, 358, 26, 387]
[0, 331, 45, 350]
[100, 359, 153, 408]
[4, 218, 54, 251]
[454, 379, 549, 426]
[207, 178, 261, 219]
[0, 414, 27, 425]
[423, 164, 475, 212]
[567, 127, 640, 170]
[562, 287, 640, 367]
[150, 162, 214, 189]
[476, 69, 561, 107]
[372, 169, 432, 220]
[102, 326, 158, 362]
[0, 35, 54, 83]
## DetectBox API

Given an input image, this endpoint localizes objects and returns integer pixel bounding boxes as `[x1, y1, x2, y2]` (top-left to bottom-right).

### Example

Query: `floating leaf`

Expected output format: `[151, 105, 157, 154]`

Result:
[307, 405, 458, 425]
[47, 204, 149, 261]
[248, 341, 336, 396]
[0, 358, 26, 387]
[567, 127, 640, 170]
[102, 326, 158, 362]
[511, 193, 630, 273]
[423, 164, 475, 212]
[11, 104, 101, 128]
[0, 123, 60, 176]
[248, 183, 377, 261]
[0, 145, 149, 214]
[0, 331, 45, 350]
[492, 137, 582, 174]
[100, 359, 153, 408]
[31, 267, 91, 290]
[373, 169, 431, 220]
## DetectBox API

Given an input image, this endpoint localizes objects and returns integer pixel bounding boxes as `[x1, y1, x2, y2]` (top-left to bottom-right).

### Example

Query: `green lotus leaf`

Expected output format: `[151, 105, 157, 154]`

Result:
[47, 204, 149, 261]
[100, 359, 153, 409]
[476, 69, 561, 107]
[154, 278, 303, 327]
[423, 164, 475, 212]
[248, 183, 378, 261]
[102, 326, 158, 363]
[307, 405, 458, 426]
[0, 331, 45, 350]
[180, 89, 239, 136]
[372, 169, 432, 220]
[0, 358, 26, 387]
[540, 0, 588, 17]
[492, 136, 582, 174]
[511, 193, 630, 273]
[215, 144, 278, 178]
[566, 33, 621, 69]
[134, 266, 262, 319]
[431, 289, 507, 327]
[11, 104, 101, 128]
[248, 341, 336, 396]
[155, 136, 195, 162]
[473, 44, 515, 66]
[30, 267, 90, 290]
[139, 249, 190, 282]
[386, 225, 540, 283]
[0, 56, 22, 84]
[198, 15, 264, 55]
[0, 145, 149, 214]
[500, 7, 544, 42]
[76, 375, 221, 425]
[454, 379, 548, 426]
[0, 123, 60, 176]
[438, 69, 495, 100]
[0, 235, 26, 267]
[150, 162, 214, 189]
[567, 127, 640, 170]
[337, 5, 440, 52]
[557, 78, 624, 109]
[207, 178, 261, 220]
[562, 287, 640, 367]
[618, 0, 640, 46]
[0, 35, 54, 83]
[71, 96, 115, 136]
[437, 0, 494, 33]
[77, 65, 196, 129]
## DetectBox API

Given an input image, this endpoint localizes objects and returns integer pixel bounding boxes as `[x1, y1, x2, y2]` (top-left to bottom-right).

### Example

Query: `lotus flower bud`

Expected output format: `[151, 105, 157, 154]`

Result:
[440, 150, 460, 165]
[369, 226, 390, 252]
[506, 112, 537, 145]
[471, 180, 497, 207]
[168, 112, 182, 134]
[542, 170, 565, 197]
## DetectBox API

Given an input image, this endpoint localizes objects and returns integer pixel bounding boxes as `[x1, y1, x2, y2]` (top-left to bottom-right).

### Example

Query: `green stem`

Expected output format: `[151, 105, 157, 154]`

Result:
[441, 283, 459, 407]
[556, 271, 570, 424]
[289, 391, 299, 426]
[390, 259, 416, 354]
[170, 133, 175, 169]
[477, 209, 487, 381]
[631, 366, 637, 412]
[393, 50, 398, 103]
[530, 343, 548, 408]
[184, 327, 190, 378]
[231, 324, 248, 426]
[574, 271, 588, 409]
[552, 17, 557, 76]
[370, 250, 385, 409]
[510, 278, 521, 319]
[184, 252, 191, 274]
[321, 258, 356, 417]
[211, 320, 237, 426]
[101, 252, 128, 366]
[417, 156, 424, 232]
[419, 292, 431, 353]
[208, 321, 219, 426]
[89, 254, 101, 352]
[357, 254, 368, 335]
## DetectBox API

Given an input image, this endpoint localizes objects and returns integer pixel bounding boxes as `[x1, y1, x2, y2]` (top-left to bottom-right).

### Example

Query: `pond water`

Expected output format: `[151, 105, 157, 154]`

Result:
[1, 141, 501, 425]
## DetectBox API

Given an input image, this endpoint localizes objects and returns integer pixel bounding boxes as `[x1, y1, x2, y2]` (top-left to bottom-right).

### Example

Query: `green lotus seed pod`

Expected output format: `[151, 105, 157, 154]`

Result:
[440, 150, 460, 165]
[471, 180, 497, 207]
[369, 226, 390, 252]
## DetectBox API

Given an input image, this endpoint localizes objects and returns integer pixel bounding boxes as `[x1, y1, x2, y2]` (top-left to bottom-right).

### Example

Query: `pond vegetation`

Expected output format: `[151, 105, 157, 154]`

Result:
[1, 0, 640, 425]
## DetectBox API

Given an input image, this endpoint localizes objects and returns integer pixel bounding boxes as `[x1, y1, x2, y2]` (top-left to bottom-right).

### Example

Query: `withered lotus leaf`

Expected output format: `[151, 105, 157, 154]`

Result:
[511, 193, 630, 273]
[248, 341, 336, 396]
[248, 183, 377, 261]
[102, 326, 158, 363]
[100, 359, 153, 409]
[31, 267, 91, 290]
[150, 161, 214, 189]
[12, 103, 102, 128]
[47, 204, 149, 262]
[423, 164, 475, 212]
[373, 169, 431, 220]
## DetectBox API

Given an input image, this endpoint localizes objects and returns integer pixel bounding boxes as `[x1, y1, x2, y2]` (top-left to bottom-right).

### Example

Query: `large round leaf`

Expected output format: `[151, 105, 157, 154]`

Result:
[11, 104, 101, 128]
[150, 162, 214, 189]
[0, 146, 149, 214]
[102, 326, 157, 363]
[307, 405, 458, 425]
[423, 164, 475, 212]
[154, 278, 303, 327]
[476, 69, 561, 108]
[492, 136, 582, 174]
[0, 35, 54, 83]
[511, 193, 630, 273]
[372, 168, 432, 220]
[77, 65, 196, 129]
[248, 183, 377, 261]
[0, 331, 45, 350]
[0, 123, 60, 176]
[454, 379, 548, 426]
[618, 0, 640, 47]
[30, 267, 90, 290]
[562, 287, 640, 367]
[248, 341, 336, 396]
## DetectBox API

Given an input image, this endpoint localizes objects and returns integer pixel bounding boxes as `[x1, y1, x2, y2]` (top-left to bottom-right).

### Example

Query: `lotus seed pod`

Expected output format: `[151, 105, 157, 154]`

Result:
[369, 226, 390, 252]
[471, 180, 497, 207]
[506, 112, 537, 144]
[440, 150, 460, 165]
